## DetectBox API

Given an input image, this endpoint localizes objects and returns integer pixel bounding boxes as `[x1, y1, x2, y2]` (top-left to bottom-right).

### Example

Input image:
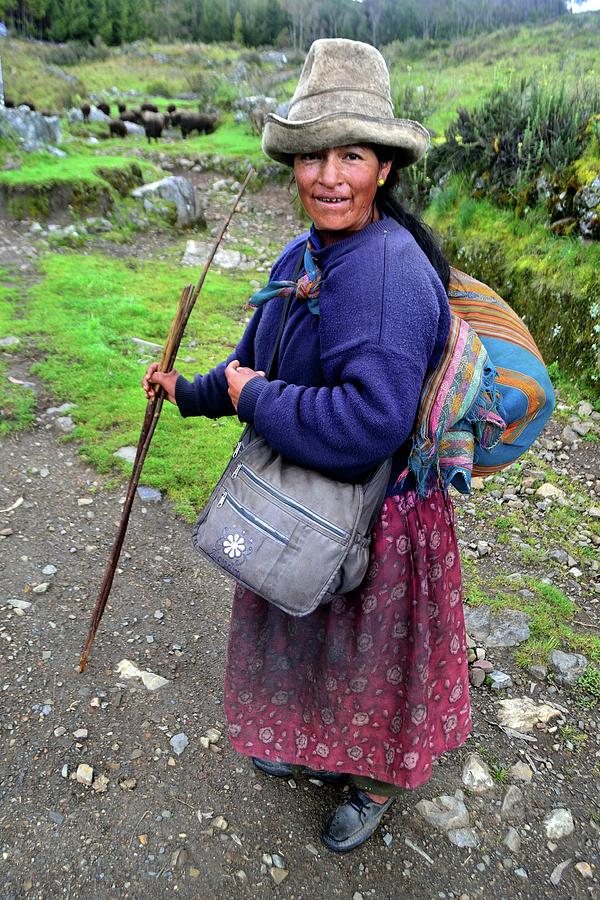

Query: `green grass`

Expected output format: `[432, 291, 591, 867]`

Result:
[5, 14, 600, 135]
[70, 41, 240, 97]
[171, 121, 263, 161]
[426, 178, 600, 395]
[474, 744, 509, 784]
[0, 38, 252, 110]
[0, 273, 36, 434]
[573, 667, 600, 707]
[22, 252, 256, 519]
[464, 570, 600, 668]
[0, 363, 36, 435]
[0, 37, 83, 110]
[559, 724, 588, 750]
[64, 117, 264, 169]
[0, 151, 152, 187]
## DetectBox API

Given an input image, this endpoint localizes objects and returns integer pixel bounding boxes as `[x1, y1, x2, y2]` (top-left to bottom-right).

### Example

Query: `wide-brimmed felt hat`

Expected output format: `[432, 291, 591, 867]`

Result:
[262, 38, 430, 167]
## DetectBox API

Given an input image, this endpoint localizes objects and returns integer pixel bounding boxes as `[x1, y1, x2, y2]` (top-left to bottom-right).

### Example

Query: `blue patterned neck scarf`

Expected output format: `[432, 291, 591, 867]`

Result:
[247, 240, 322, 317]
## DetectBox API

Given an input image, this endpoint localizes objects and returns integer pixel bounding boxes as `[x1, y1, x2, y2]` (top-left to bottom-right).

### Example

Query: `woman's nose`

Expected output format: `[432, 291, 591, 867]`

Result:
[318, 155, 341, 186]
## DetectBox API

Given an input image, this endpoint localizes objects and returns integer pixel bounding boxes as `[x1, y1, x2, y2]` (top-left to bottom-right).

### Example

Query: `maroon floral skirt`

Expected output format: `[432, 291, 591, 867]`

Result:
[224, 488, 471, 790]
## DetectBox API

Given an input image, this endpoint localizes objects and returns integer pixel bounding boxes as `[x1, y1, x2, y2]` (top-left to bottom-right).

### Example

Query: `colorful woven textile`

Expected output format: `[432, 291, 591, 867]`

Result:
[397, 314, 506, 495]
[448, 268, 555, 477]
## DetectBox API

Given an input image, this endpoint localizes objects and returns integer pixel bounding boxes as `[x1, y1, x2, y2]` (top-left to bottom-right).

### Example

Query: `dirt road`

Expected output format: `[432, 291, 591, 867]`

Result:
[1, 180, 599, 899]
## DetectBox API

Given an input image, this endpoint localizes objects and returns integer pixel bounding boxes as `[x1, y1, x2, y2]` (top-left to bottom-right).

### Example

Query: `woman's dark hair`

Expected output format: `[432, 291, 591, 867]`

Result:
[373, 146, 450, 291]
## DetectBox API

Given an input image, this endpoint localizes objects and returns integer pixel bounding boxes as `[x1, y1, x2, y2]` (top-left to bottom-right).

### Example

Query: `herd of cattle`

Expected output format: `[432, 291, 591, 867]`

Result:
[1, 96, 219, 143]
[80, 101, 219, 143]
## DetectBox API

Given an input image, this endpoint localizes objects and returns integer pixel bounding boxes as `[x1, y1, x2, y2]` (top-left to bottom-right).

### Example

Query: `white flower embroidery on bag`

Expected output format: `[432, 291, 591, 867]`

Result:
[222, 533, 246, 558]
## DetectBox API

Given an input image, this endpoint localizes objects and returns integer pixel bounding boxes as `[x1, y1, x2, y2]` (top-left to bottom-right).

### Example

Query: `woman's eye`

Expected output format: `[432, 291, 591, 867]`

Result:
[300, 152, 319, 161]
[345, 152, 361, 160]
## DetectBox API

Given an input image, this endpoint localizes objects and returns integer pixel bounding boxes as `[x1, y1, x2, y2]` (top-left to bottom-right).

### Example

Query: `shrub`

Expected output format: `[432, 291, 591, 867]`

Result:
[46, 40, 110, 67]
[185, 70, 212, 99]
[145, 80, 173, 99]
[212, 78, 238, 111]
[574, 667, 600, 706]
[384, 37, 439, 64]
[430, 75, 600, 205]
[240, 50, 262, 66]
[391, 81, 438, 127]
[185, 70, 223, 108]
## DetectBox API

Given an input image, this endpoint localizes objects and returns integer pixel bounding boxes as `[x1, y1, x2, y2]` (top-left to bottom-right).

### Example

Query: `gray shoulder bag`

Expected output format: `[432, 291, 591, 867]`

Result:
[192, 279, 392, 617]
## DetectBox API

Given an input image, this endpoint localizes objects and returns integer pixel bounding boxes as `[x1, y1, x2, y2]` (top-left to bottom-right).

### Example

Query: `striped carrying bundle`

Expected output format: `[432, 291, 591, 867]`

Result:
[448, 267, 555, 477]
[400, 267, 555, 495]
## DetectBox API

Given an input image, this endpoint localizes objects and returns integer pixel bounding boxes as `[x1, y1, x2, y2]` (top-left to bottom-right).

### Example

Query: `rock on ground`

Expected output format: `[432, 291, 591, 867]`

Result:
[547, 649, 588, 686]
[113, 446, 137, 463]
[415, 794, 470, 831]
[463, 606, 530, 647]
[508, 762, 533, 782]
[0, 106, 61, 150]
[544, 808, 575, 840]
[500, 785, 525, 821]
[182, 240, 249, 270]
[447, 827, 479, 848]
[496, 697, 561, 732]
[461, 753, 494, 794]
[132, 176, 204, 228]
[123, 121, 145, 136]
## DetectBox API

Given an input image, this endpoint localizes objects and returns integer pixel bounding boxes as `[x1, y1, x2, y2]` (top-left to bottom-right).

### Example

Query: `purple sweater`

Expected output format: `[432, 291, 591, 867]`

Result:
[175, 217, 450, 491]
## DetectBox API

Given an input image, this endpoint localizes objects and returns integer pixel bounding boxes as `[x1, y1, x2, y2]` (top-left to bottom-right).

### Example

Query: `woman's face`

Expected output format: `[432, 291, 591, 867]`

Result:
[293, 145, 391, 242]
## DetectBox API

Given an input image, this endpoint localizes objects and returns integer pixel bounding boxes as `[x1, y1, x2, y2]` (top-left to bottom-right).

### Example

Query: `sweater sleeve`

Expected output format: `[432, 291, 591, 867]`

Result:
[237, 340, 429, 479]
[237, 228, 448, 480]
[175, 234, 309, 418]
[175, 304, 263, 419]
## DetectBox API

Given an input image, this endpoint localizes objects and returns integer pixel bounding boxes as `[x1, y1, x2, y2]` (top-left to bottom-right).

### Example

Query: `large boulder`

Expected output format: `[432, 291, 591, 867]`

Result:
[0, 106, 61, 151]
[122, 121, 145, 136]
[235, 94, 278, 135]
[66, 105, 111, 124]
[548, 649, 588, 686]
[131, 176, 203, 228]
[182, 240, 249, 270]
[89, 106, 111, 123]
[463, 606, 530, 647]
[575, 175, 600, 240]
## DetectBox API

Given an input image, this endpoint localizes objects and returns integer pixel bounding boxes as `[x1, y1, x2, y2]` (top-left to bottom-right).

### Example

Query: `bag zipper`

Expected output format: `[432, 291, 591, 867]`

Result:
[234, 463, 348, 540]
[218, 491, 288, 546]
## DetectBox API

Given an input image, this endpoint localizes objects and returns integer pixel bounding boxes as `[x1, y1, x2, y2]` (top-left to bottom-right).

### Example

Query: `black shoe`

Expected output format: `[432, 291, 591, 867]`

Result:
[321, 787, 394, 852]
[252, 757, 294, 778]
[252, 757, 347, 786]
[302, 766, 348, 787]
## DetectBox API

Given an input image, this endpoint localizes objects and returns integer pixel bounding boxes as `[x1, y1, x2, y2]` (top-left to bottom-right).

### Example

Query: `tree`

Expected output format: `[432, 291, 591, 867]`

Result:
[364, 0, 385, 45]
[233, 8, 243, 43]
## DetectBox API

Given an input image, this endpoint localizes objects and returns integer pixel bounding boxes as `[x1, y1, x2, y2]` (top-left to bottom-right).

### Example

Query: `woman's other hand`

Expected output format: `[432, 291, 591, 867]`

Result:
[142, 363, 179, 404]
[225, 360, 265, 411]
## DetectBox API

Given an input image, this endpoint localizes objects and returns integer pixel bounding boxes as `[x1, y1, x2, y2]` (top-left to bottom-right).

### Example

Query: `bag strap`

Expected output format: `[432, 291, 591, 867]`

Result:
[265, 242, 307, 380]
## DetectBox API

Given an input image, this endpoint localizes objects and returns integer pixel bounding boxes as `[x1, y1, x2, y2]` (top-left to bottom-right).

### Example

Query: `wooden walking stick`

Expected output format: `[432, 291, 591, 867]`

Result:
[79, 168, 255, 673]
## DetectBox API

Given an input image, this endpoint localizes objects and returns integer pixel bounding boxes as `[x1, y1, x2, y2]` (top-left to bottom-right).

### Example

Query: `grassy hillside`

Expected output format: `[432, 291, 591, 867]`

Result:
[386, 13, 600, 134]
[3, 13, 599, 134]
[2, 15, 598, 399]
[426, 178, 600, 397]
[0, 38, 290, 112]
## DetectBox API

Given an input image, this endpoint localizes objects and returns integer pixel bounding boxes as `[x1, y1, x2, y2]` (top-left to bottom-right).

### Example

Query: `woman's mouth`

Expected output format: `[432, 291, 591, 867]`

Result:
[315, 196, 348, 204]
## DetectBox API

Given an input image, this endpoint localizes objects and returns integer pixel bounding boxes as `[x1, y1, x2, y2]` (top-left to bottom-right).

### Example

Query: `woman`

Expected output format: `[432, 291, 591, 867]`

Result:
[143, 38, 471, 853]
